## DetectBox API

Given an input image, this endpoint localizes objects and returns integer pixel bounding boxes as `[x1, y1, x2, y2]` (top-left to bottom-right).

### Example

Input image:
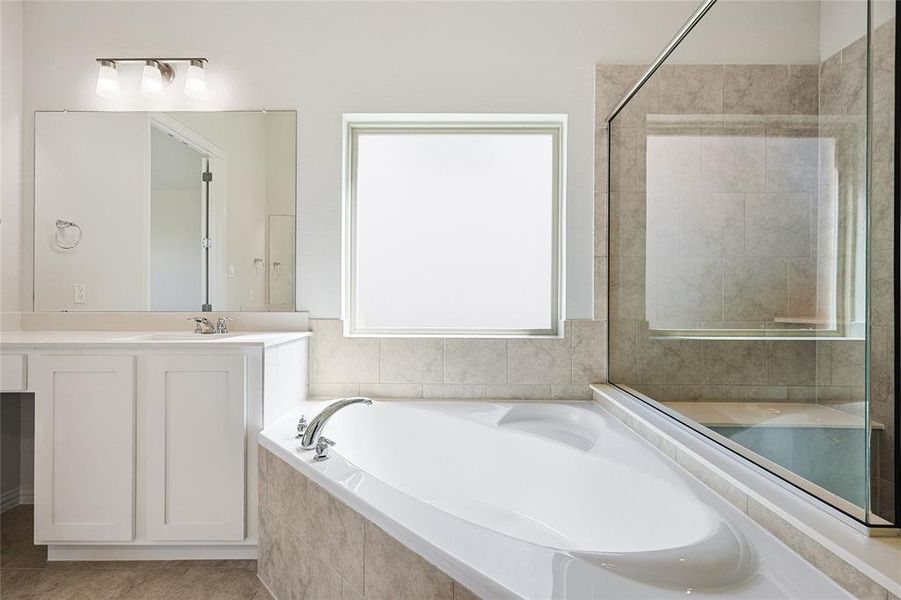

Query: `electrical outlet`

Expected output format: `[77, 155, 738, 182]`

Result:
[74, 283, 87, 304]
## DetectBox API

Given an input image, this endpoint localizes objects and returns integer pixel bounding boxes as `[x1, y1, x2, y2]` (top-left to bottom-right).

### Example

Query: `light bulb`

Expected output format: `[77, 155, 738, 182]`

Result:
[184, 59, 207, 99]
[140, 60, 164, 96]
[95, 60, 120, 98]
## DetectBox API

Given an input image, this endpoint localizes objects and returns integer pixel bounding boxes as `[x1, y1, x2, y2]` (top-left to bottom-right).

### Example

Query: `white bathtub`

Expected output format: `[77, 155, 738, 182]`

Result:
[259, 399, 850, 599]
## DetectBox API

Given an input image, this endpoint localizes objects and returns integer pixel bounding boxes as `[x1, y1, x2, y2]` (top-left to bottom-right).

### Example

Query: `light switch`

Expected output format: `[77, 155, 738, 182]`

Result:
[74, 283, 87, 304]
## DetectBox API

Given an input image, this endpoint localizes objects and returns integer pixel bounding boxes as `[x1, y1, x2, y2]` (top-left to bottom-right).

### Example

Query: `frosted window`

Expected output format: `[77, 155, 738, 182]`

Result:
[345, 119, 564, 336]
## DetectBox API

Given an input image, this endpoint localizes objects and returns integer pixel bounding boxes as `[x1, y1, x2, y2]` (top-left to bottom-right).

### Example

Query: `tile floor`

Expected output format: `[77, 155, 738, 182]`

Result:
[0, 505, 272, 599]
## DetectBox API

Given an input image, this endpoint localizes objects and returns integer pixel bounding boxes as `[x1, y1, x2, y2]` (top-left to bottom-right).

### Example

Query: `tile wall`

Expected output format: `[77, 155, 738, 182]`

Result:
[308, 319, 606, 401]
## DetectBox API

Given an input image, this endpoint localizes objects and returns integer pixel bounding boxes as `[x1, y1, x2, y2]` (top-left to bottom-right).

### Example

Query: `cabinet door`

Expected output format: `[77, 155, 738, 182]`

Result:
[33, 355, 135, 542]
[146, 355, 246, 541]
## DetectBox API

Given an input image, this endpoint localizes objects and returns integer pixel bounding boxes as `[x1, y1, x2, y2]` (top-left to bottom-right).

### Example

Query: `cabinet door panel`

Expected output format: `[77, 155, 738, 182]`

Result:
[146, 355, 246, 541]
[34, 355, 135, 542]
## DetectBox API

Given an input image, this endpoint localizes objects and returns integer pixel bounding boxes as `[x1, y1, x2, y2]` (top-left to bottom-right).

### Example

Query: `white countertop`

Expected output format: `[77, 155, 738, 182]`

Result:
[0, 330, 311, 348]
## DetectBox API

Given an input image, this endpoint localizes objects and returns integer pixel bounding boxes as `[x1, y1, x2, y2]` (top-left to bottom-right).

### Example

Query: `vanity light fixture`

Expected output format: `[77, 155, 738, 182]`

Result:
[95, 60, 120, 98]
[94, 57, 208, 98]
[184, 59, 207, 99]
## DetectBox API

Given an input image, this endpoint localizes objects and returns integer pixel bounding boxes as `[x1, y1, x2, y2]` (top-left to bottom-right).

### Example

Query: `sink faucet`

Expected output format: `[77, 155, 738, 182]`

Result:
[215, 316, 234, 334]
[297, 397, 373, 461]
[188, 316, 216, 334]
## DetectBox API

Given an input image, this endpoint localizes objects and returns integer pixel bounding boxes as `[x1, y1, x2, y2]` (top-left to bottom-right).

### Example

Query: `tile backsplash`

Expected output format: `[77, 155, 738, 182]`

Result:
[308, 319, 606, 400]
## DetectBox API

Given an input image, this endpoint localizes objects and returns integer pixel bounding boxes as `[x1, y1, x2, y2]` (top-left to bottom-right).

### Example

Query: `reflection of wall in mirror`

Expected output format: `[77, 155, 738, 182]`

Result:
[169, 112, 296, 311]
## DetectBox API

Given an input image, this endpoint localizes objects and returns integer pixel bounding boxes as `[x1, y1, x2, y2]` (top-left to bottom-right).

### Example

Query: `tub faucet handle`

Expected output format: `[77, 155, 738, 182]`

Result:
[295, 416, 308, 438]
[313, 437, 335, 462]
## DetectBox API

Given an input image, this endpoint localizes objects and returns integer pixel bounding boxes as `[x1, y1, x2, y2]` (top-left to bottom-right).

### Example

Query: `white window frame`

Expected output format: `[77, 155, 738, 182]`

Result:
[342, 113, 566, 338]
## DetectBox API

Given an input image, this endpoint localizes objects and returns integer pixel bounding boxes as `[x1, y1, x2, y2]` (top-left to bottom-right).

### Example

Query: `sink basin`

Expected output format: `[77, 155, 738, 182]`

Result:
[116, 333, 240, 342]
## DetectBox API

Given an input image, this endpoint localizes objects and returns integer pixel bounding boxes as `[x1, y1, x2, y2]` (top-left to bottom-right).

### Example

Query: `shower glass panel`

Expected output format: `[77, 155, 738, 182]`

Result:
[606, 0, 896, 526]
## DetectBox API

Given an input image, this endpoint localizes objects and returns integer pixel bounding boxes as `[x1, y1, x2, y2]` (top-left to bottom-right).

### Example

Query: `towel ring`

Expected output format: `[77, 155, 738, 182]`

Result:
[53, 219, 82, 250]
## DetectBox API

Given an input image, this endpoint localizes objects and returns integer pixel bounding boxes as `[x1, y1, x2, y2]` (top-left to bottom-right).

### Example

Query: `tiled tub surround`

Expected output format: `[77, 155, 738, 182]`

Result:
[592, 385, 901, 600]
[258, 399, 851, 599]
[308, 319, 607, 401]
[602, 16, 897, 522]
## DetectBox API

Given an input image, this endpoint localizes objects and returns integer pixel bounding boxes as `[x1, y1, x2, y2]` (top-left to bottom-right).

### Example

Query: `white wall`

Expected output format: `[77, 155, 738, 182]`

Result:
[1, 0, 23, 312]
[15, 1, 827, 319]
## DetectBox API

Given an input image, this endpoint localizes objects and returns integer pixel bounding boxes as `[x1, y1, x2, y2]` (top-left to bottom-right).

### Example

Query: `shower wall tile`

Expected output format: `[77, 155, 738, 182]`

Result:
[700, 132, 766, 192]
[872, 18, 895, 105]
[608, 319, 637, 382]
[609, 192, 646, 257]
[359, 383, 424, 398]
[609, 256, 645, 320]
[679, 192, 744, 257]
[830, 341, 865, 387]
[704, 340, 766, 385]
[744, 193, 812, 257]
[788, 64, 819, 115]
[786, 257, 817, 318]
[765, 340, 816, 386]
[379, 338, 444, 383]
[594, 256, 608, 321]
[551, 384, 594, 400]
[636, 338, 703, 385]
[723, 65, 790, 116]
[594, 192, 608, 257]
[572, 320, 607, 384]
[722, 257, 787, 321]
[646, 132, 701, 192]
[656, 65, 724, 116]
[819, 52, 843, 116]
[596, 64, 657, 127]
[841, 36, 868, 115]
[766, 133, 818, 192]
[654, 256, 722, 321]
[609, 127, 645, 192]
[444, 339, 507, 384]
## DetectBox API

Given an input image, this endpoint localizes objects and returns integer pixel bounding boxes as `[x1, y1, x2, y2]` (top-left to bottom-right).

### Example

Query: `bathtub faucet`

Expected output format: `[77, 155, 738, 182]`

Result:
[298, 397, 373, 460]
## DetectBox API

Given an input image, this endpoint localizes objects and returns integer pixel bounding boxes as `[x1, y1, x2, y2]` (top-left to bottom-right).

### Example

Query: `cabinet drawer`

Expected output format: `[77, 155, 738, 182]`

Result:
[0, 354, 27, 391]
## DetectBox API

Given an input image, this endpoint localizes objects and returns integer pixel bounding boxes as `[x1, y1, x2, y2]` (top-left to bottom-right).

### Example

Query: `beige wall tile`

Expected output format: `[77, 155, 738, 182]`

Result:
[636, 338, 703, 385]
[646, 132, 701, 192]
[343, 580, 364, 600]
[609, 192, 646, 257]
[609, 256, 645, 320]
[359, 383, 424, 398]
[364, 521, 454, 600]
[453, 582, 482, 600]
[830, 341, 866, 387]
[787, 258, 817, 318]
[551, 384, 593, 400]
[701, 132, 766, 192]
[423, 384, 487, 399]
[723, 257, 787, 321]
[608, 319, 637, 383]
[507, 329, 573, 384]
[311, 319, 380, 383]
[655, 256, 722, 322]
[765, 340, 816, 386]
[444, 339, 506, 384]
[766, 134, 818, 192]
[594, 256, 608, 321]
[380, 338, 444, 383]
[704, 340, 766, 385]
[841, 36, 867, 115]
[788, 64, 818, 115]
[310, 383, 361, 398]
[723, 65, 789, 115]
[681, 384, 790, 402]
[595, 192, 609, 257]
[572, 320, 607, 384]
[679, 193, 744, 258]
[656, 65, 724, 115]
[486, 384, 552, 400]
[596, 65, 657, 127]
[745, 193, 812, 257]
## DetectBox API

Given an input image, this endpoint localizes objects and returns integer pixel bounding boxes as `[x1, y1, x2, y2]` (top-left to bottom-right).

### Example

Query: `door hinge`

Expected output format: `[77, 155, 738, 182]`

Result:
[201, 238, 213, 249]
[202, 171, 213, 182]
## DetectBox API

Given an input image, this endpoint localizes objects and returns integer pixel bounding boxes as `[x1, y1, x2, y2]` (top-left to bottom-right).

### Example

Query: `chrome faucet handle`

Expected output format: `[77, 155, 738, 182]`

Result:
[187, 316, 214, 334]
[295, 416, 308, 438]
[215, 316, 235, 334]
[313, 437, 335, 462]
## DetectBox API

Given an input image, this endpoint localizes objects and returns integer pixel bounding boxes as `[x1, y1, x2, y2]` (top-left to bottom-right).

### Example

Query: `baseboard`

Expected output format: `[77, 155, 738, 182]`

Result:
[47, 544, 258, 561]
[0, 488, 20, 512]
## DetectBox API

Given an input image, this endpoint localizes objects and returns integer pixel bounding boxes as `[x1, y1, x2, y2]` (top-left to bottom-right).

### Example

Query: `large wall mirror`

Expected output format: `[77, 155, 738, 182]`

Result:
[34, 110, 297, 312]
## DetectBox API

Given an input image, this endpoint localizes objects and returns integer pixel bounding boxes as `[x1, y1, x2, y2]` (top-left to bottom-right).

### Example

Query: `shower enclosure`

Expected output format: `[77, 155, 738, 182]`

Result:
[604, 0, 897, 527]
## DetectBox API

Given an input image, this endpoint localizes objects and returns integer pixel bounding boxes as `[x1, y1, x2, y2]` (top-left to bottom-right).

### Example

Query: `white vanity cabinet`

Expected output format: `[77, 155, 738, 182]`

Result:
[33, 355, 136, 542]
[1, 331, 309, 560]
[144, 355, 246, 541]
